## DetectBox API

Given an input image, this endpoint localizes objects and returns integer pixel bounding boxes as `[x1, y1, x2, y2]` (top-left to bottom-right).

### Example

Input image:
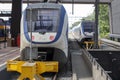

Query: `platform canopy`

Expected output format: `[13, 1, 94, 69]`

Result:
[0, 0, 112, 4]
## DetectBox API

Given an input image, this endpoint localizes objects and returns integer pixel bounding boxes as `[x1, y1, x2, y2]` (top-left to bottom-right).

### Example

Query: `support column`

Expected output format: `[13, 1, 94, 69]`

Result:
[117, 38, 120, 42]
[108, 3, 113, 35]
[94, 0, 99, 49]
[11, 0, 22, 46]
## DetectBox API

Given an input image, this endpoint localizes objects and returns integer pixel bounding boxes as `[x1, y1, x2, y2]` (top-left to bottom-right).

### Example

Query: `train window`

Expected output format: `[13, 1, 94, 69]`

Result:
[82, 22, 94, 33]
[79, 28, 81, 35]
[0, 19, 4, 25]
[26, 9, 59, 32]
[0, 30, 4, 37]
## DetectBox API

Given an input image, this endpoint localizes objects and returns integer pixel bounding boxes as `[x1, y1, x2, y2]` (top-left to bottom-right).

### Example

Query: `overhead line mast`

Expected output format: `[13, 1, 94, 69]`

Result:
[94, 0, 99, 49]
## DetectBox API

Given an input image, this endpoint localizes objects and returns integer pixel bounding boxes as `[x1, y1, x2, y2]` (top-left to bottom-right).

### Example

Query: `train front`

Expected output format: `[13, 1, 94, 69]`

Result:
[81, 21, 95, 42]
[20, 3, 68, 68]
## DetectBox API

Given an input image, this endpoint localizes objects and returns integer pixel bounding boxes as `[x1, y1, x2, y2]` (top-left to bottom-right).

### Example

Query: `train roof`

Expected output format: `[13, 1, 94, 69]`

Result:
[81, 20, 95, 23]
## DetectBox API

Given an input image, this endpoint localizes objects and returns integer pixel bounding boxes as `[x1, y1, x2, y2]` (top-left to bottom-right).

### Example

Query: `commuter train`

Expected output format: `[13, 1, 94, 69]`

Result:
[0, 18, 10, 41]
[20, 3, 68, 68]
[0, 19, 5, 41]
[72, 20, 95, 43]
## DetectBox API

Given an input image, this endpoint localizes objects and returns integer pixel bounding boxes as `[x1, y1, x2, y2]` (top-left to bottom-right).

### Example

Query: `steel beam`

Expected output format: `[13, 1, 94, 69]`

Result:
[0, 0, 111, 4]
[0, 14, 11, 17]
[94, 0, 99, 49]
[11, 0, 22, 46]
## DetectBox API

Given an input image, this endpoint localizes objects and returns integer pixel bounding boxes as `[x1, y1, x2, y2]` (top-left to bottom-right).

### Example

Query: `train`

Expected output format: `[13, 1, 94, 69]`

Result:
[0, 18, 5, 40]
[72, 20, 95, 43]
[0, 18, 10, 42]
[20, 3, 68, 69]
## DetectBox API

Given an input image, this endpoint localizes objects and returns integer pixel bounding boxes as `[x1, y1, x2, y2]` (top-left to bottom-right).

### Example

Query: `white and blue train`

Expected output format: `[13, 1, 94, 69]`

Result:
[72, 20, 95, 43]
[20, 3, 68, 67]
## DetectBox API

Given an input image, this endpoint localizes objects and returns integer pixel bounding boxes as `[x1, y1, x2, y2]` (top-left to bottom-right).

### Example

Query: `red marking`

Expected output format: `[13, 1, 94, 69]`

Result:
[50, 36, 54, 40]
[17, 34, 20, 47]
[32, 36, 35, 40]
[39, 37, 41, 40]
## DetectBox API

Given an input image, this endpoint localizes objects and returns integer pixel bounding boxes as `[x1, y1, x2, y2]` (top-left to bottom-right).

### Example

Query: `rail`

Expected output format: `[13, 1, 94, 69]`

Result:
[82, 49, 112, 80]
[100, 38, 120, 49]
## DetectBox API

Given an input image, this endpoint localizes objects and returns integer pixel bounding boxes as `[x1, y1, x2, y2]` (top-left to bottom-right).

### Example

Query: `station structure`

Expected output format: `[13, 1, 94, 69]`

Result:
[0, 0, 120, 80]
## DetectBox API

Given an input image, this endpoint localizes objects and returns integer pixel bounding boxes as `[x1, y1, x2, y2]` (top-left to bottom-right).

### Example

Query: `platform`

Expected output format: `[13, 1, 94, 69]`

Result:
[0, 47, 20, 71]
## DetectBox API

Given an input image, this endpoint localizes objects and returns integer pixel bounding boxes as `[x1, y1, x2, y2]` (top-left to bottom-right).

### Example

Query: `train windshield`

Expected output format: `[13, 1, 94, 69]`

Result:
[0, 19, 5, 37]
[26, 9, 59, 32]
[82, 22, 94, 33]
[0, 19, 4, 26]
[0, 30, 4, 37]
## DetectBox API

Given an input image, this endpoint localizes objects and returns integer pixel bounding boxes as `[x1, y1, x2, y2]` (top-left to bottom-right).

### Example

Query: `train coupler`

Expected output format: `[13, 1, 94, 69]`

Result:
[7, 61, 58, 80]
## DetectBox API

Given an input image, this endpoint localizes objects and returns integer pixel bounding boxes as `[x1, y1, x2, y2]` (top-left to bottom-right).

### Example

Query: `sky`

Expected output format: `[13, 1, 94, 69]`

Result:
[63, 4, 94, 26]
[63, 4, 94, 17]
[0, 3, 94, 26]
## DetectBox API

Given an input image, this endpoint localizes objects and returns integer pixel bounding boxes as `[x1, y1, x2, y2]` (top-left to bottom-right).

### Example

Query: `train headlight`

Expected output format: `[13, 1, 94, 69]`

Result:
[49, 36, 54, 40]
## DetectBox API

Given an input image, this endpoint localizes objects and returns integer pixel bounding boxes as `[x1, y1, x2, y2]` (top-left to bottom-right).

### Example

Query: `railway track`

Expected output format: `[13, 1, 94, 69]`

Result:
[69, 32, 93, 80]
[0, 47, 72, 80]
[69, 32, 114, 80]
[0, 38, 113, 80]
